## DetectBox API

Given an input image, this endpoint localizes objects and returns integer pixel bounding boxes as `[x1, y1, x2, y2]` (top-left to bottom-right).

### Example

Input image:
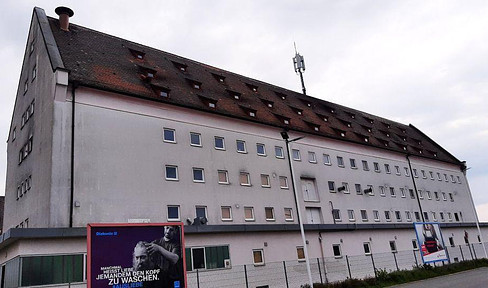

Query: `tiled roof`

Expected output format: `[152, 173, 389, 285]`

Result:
[47, 17, 460, 165]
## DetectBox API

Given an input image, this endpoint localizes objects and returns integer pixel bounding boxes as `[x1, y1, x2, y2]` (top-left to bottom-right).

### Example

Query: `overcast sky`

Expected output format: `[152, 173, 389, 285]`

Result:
[1, 1, 487, 219]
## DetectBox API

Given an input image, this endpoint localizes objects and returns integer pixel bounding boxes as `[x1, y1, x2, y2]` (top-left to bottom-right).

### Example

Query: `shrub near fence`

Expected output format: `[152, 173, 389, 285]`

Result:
[186, 242, 488, 288]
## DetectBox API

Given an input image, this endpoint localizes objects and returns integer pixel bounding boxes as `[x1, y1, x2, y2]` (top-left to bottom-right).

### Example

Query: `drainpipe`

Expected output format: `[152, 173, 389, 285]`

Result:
[406, 154, 425, 222]
[69, 82, 77, 228]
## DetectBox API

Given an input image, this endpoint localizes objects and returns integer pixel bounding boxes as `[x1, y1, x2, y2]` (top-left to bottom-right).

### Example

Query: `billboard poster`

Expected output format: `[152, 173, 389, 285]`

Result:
[88, 223, 186, 288]
[414, 222, 449, 264]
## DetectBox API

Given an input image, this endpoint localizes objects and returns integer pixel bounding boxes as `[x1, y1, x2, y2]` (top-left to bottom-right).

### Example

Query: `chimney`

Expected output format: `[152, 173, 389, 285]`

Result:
[55, 6, 74, 31]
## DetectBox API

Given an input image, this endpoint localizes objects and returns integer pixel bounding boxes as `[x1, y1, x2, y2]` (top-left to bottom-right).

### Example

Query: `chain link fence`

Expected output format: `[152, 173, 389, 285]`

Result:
[186, 242, 488, 288]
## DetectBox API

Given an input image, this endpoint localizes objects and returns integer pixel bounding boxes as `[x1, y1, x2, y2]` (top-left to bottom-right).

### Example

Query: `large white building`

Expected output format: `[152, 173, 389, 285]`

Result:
[1, 6, 486, 287]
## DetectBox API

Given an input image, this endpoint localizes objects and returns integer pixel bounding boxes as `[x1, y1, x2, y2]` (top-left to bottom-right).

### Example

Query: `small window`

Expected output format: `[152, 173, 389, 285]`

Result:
[418, 190, 424, 199]
[192, 168, 205, 183]
[245, 207, 255, 221]
[253, 249, 264, 266]
[165, 165, 178, 181]
[412, 239, 418, 250]
[457, 176, 461, 184]
[409, 189, 415, 199]
[190, 132, 202, 147]
[350, 158, 357, 169]
[366, 185, 374, 195]
[332, 209, 341, 222]
[405, 211, 412, 221]
[442, 192, 447, 201]
[236, 140, 247, 153]
[240, 172, 251, 186]
[323, 154, 331, 165]
[434, 191, 439, 201]
[379, 186, 386, 197]
[362, 160, 369, 171]
[384, 164, 391, 174]
[292, 149, 301, 161]
[196, 206, 207, 218]
[385, 211, 391, 221]
[395, 166, 401, 175]
[363, 242, 371, 255]
[426, 191, 432, 200]
[449, 193, 454, 202]
[339, 182, 349, 193]
[400, 188, 406, 198]
[12, 127, 16, 142]
[444, 174, 449, 182]
[414, 212, 421, 222]
[297, 246, 305, 261]
[328, 181, 336, 192]
[423, 212, 429, 221]
[159, 89, 169, 98]
[373, 210, 380, 221]
[265, 207, 275, 221]
[432, 212, 437, 221]
[214, 136, 225, 150]
[261, 174, 270, 187]
[24, 80, 28, 94]
[332, 244, 342, 258]
[221, 206, 232, 221]
[275, 146, 284, 158]
[359, 210, 368, 221]
[163, 128, 176, 143]
[284, 208, 293, 221]
[395, 211, 402, 221]
[373, 162, 380, 172]
[256, 143, 266, 156]
[449, 237, 455, 247]
[279, 176, 289, 189]
[167, 206, 180, 221]
[218, 170, 229, 184]
[308, 152, 317, 163]
[355, 184, 362, 195]
[348, 210, 355, 222]
[437, 172, 442, 181]
[404, 167, 410, 176]
[448, 212, 452, 221]
[390, 187, 396, 197]
[389, 241, 397, 252]
[440, 212, 445, 221]
[429, 171, 434, 179]
[337, 156, 345, 167]
[413, 169, 418, 178]
[32, 65, 37, 80]
[421, 170, 427, 178]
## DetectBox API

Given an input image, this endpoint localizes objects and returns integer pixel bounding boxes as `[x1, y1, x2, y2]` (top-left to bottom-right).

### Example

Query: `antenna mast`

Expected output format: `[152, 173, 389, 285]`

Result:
[292, 43, 307, 95]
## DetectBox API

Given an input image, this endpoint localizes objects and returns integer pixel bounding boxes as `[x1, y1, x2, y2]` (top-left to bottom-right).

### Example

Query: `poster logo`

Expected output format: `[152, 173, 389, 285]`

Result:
[414, 222, 449, 264]
[88, 223, 186, 288]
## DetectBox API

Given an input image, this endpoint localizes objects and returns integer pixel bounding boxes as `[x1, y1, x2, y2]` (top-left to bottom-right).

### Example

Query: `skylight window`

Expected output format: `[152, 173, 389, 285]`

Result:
[246, 83, 258, 92]
[212, 73, 225, 83]
[129, 48, 145, 60]
[275, 92, 287, 100]
[172, 61, 187, 72]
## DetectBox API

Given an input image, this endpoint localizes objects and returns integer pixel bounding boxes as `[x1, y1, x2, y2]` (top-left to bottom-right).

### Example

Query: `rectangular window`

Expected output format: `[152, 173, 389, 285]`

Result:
[444, 174, 448, 182]
[191, 247, 206, 270]
[308, 151, 317, 163]
[412, 239, 418, 250]
[332, 209, 341, 222]
[332, 244, 342, 258]
[292, 149, 301, 161]
[404, 167, 410, 176]
[427, 191, 432, 200]
[20, 254, 84, 286]
[256, 143, 266, 156]
[253, 249, 265, 266]
[385, 164, 391, 174]
[363, 242, 371, 255]
[355, 184, 362, 195]
[236, 140, 247, 153]
[196, 206, 207, 218]
[350, 158, 357, 169]
[328, 181, 335, 192]
[457, 176, 461, 183]
[323, 154, 331, 165]
[221, 206, 232, 221]
[165, 165, 178, 180]
[390, 241, 397, 252]
[167, 205, 180, 221]
[432, 212, 437, 221]
[434, 192, 439, 201]
[379, 186, 385, 197]
[279, 176, 289, 189]
[240, 172, 250, 186]
[284, 208, 293, 221]
[409, 189, 415, 199]
[185, 245, 230, 271]
[340, 182, 349, 193]
[261, 174, 270, 187]
[218, 170, 229, 184]
[454, 213, 459, 221]
[373, 210, 380, 221]
[192, 168, 205, 182]
[373, 162, 380, 172]
[385, 211, 391, 221]
[337, 156, 344, 167]
[423, 212, 429, 221]
[418, 190, 424, 199]
[297, 246, 305, 261]
[440, 212, 445, 221]
[413, 169, 418, 177]
[244, 207, 255, 221]
[449, 193, 454, 202]
[437, 172, 442, 181]
[361, 210, 368, 221]
[32, 65, 37, 80]
[415, 212, 421, 222]
[442, 192, 447, 201]
[275, 146, 284, 158]
[405, 211, 412, 221]
[265, 207, 275, 221]
[449, 237, 455, 247]
[390, 187, 396, 197]
[348, 210, 355, 221]
[214, 136, 225, 150]
[430, 171, 434, 179]
[395, 211, 402, 221]
[395, 166, 400, 175]
[421, 170, 427, 178]
[190, 132, 202, 146]
[163, 128, 176, 143]
[362, 160, 369, 171]
[448, 212, 452, 221]
[400, 188, 406, 198]
[24, 79, 28, 94]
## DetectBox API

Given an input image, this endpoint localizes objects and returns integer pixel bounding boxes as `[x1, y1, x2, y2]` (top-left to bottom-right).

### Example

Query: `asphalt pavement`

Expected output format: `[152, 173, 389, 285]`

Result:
[389, 267, 488, 288]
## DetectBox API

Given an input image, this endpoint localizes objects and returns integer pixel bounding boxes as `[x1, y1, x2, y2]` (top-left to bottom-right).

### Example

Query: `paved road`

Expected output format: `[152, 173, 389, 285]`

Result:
[389, 267, 488, 288]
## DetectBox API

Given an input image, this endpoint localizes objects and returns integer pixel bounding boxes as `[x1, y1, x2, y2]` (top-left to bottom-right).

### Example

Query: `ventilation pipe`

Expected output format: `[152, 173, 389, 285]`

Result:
[55, 6, 74, 31]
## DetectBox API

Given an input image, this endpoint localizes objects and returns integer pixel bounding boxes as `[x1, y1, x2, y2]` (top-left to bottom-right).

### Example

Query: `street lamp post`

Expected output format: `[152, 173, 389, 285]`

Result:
[281, 131, 314, 287]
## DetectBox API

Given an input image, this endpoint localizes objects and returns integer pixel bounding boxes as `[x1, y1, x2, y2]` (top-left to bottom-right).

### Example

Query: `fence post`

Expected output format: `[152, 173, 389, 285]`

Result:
[413, 249, 419, 268]
[468, 244, 474, 260]
[472, 244, 478, 260]
[196, 269, 200, 288]
[345, 255, 352, 279]
[393, 252, 399, 271]
[282, 261, 289, 288]
[317, 258, 323, 284]
[459, 245, 465, 261]
[244, 264, 249, 288]
[370, 253, 377, 278]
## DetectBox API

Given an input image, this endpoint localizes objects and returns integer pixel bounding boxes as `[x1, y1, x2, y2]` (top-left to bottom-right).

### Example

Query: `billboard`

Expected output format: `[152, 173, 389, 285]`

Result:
[414, 222, 449, 264]
[88, 223, 186, 288]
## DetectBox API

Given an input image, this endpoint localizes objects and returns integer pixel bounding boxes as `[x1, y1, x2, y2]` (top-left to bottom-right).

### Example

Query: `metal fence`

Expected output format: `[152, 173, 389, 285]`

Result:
[186, 242, 488, 288]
